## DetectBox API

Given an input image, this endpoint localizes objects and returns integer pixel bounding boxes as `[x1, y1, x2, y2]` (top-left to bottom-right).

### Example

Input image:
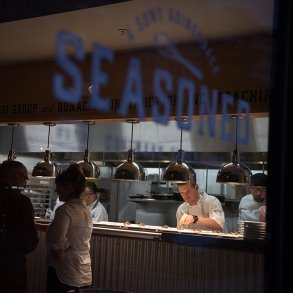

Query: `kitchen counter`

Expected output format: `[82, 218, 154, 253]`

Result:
[128, 198, 182, 203]
[29, 219, 265, 293]
[35, 219, 264, 247]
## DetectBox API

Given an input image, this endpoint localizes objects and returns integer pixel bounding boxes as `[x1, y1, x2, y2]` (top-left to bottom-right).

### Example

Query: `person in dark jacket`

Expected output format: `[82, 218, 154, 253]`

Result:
[0, 160, 39, 293]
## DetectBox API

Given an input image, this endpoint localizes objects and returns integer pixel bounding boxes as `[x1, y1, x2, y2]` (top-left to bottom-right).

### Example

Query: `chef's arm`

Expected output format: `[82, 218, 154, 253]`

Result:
[197, 217, 223, 232]
[179, 213, 223, 231]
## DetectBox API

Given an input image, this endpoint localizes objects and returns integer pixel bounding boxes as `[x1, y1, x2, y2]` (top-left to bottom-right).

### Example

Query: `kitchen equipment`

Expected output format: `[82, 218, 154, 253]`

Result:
[114, 120, 145, 181]
[6, 123, 18, 161]
[76, 121, 100, 178]
[216, 116, 252, 185]
[163, 117, 195, 183]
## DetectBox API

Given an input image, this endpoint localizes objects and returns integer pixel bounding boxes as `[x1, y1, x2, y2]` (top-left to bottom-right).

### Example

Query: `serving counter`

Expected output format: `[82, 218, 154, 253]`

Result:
[27, 220, 265, 293]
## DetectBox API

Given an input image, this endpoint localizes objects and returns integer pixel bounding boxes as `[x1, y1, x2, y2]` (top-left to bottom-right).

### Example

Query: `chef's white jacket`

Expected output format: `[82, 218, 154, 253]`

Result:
[238, 194, 266, 223]
[89, 200, 108, 222]
[176, 192, 227, 232]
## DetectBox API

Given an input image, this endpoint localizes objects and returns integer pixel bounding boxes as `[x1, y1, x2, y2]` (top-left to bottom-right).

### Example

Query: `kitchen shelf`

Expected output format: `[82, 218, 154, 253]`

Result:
[23, 176, 57, 218]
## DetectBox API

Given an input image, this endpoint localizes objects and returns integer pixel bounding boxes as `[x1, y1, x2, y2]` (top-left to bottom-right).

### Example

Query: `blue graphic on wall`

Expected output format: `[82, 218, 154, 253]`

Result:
[53, 6, 250, 147]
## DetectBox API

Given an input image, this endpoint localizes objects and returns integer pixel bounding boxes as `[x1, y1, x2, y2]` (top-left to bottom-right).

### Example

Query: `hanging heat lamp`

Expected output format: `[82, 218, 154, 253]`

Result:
[32, 122, 60, 177]
[114, 119, 145, 180]
[6, 123, 18, 161]
[216, 115, 251, 185]
[162, 118, 196, 183]
[74, 121, 100, 178]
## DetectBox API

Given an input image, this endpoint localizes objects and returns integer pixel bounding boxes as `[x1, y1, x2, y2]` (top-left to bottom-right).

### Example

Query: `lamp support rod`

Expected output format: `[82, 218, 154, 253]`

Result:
[130, 121, 134, 150]
[47, 125, 51, 149]
[10, 124, 15, 150]
[86, 123, 90, 150]
[231, 115, 240, 164]
[179, 125, 183, 150]
[235, 115, 239, 152]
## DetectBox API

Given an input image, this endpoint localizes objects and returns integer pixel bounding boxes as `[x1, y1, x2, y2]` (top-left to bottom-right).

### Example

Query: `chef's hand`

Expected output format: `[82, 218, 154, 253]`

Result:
[259, 206, 266, 222]
[179, 213, 194, 228]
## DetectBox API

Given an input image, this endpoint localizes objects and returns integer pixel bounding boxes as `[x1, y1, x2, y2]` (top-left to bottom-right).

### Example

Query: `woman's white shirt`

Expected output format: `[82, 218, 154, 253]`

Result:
[46, 198, 93, 287]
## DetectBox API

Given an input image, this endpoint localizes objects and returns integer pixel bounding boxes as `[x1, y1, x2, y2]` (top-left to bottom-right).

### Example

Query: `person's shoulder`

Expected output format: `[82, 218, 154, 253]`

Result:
[177, 201, 187, 210]
[54, 200, 81, 219]
[201, 192, 217, 200]
[55, 199, 75, 214]
[4, 189, 32, 203]
[97, 202, 107, 211]
[202, 192, 223, 205]
[239, 194, 252, 202]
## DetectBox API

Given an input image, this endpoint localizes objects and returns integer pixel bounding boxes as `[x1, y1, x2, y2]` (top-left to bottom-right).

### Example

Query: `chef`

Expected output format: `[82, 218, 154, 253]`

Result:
[49, 182, 108, 222]
[238, 173, 268, 223]
[176, 177, 227, 232]
[81, 182, 108, 222]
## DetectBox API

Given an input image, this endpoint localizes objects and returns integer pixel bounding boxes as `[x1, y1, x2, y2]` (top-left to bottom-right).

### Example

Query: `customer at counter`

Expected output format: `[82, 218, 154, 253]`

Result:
[82, 181, 108, 222]
[238, 173, 268, 223]
[46, 165, 93, 293]
[0, 160, 39, 293]
[176, 181, 227, 232]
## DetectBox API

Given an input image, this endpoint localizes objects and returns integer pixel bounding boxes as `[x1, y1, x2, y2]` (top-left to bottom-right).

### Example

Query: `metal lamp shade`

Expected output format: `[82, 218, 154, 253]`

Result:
[114, 120, 145, 181]
[75, 148, 100, 178]
[216, 162, 251, 185]
[216, 116, 252, 185]
[163, 161, 196, 183]
[114, 160, 142, 180]
[76, 160, 100, 178]
[32, 150, 60, 177]
[162, 119, 196, 183]
[137, 162, 147, 181]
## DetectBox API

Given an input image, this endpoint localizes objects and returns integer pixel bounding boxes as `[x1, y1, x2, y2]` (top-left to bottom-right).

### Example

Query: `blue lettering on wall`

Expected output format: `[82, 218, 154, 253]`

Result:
[198, 85, 218, 137]
[134, 7, 163, 32]
[237, 100, 250, 145]
[221, 94, 234, 142]
[53, 30, 84, 103]
[176, 77, 194, 130]
[90, 43, 114, 112]
[152, 68, 172, 124]
[118, 58, 145, 118]
[53, 23, 250, 144]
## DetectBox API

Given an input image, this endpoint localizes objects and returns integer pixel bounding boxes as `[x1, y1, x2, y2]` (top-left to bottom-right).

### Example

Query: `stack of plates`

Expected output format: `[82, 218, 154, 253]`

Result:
[238, 222, 245, 235]
[242, 221, 266, 240]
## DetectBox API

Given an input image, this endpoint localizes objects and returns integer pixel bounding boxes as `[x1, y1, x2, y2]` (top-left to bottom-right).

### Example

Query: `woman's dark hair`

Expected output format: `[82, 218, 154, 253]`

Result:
[0, 160, 27, 186]
[55, 164, 86, 197]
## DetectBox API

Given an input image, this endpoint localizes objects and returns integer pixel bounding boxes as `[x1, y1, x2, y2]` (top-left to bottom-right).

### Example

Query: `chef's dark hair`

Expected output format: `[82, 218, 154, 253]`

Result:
[55, 164, 86, 197]
[85, 181, 98, 194]
[251, 173, 268, 187]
